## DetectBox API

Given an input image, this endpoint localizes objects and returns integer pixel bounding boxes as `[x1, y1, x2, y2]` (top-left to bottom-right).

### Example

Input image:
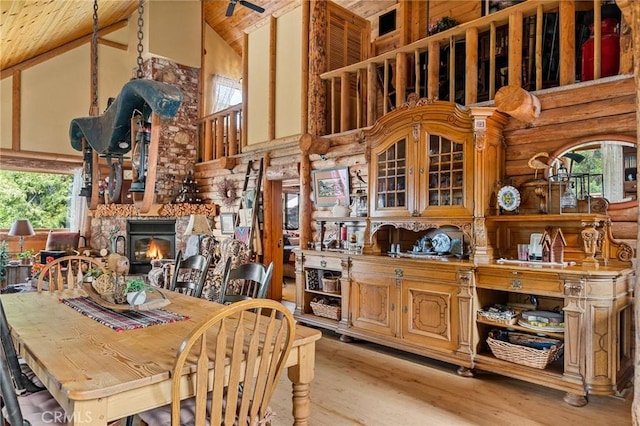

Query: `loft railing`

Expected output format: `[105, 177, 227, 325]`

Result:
[320, 0, 622, 134]
[199, 1, 623, 158]
[199, 104, 242, 162]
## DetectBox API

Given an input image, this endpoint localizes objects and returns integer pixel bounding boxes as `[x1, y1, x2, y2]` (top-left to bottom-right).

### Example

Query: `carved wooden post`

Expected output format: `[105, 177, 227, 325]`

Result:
[465, 27, 478, 105]
[308, 0, 327, 136]
[559, 1, 576, 85]
[508, 11, 523, 87]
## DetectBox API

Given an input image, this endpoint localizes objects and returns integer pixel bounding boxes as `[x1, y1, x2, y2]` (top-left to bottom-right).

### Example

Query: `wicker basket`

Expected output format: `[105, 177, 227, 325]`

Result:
[321, 272, 340, 293]
[487, 330, 564, 369]
[310, 301, 341, 320]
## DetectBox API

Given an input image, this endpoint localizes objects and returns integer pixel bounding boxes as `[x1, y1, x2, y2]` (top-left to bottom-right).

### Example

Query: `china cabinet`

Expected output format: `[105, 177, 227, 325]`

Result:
[295, 99, 634, 406]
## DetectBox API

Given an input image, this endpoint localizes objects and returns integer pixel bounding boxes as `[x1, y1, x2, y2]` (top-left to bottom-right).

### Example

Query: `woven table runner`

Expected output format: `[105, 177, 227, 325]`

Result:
[61, 297, 190, 332]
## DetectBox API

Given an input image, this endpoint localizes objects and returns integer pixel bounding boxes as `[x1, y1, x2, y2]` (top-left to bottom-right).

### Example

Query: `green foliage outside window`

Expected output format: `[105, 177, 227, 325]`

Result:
[0, 171, 73, 229]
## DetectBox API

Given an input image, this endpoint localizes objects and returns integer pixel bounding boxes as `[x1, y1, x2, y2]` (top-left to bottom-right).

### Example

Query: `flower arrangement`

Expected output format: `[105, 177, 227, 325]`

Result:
[31, 256, 54, 280]
[122, 277, 152, 296]
[428, 16, 459, 36]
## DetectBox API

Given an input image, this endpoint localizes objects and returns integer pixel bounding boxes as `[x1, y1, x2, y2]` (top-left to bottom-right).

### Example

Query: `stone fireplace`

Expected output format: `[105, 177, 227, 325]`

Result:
[127, 219, 176, 274]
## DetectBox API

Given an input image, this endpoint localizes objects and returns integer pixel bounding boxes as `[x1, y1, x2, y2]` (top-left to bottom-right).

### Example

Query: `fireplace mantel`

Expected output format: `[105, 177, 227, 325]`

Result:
[92, 203, 217, 218]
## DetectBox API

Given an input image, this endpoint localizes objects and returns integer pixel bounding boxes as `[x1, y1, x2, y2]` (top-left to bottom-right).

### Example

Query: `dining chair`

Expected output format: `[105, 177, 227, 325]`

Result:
[137, 298, 295, 425]
[218, 261, 274, 304]
[36, 255, 106, 292]
[168, 253, 212, 298]
[0, 297, 65, 425]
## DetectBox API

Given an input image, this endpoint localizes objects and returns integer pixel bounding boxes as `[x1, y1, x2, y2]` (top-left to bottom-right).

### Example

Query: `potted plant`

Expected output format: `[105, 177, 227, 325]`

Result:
[84, 267, 104, 283]
[123, 277, 152, 306]
[0, 241, 8, 286]
[17, 248, 35, 265]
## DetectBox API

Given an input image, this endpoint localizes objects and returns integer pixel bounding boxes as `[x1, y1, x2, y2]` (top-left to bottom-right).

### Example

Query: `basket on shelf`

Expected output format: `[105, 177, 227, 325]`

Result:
[305, 269, 321, 290]
[321, 272, 340, 293]
[487, 330, 564, 369]
[310, 300, 341, 320]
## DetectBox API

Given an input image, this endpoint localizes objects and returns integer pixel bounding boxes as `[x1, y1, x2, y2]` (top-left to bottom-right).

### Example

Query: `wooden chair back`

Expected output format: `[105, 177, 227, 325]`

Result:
[36, 255, 106, 292]
[168, 253, 212, 298]
[172, 299, 295, 425]
[218, 261, 274, 304]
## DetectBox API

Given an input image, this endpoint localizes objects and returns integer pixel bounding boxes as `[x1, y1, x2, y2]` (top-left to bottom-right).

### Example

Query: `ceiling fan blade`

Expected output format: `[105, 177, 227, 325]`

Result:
[226, 0, 237, 17]
[239, 0, 265, 14]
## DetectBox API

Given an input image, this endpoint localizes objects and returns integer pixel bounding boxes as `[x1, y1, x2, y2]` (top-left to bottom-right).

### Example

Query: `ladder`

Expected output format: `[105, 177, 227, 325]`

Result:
[235, 158, 263, 257]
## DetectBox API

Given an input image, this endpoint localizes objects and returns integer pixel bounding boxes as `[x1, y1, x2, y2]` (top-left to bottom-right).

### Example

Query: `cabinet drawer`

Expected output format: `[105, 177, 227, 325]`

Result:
[304, 254, 342, 271]
[477, 269, 564, 295]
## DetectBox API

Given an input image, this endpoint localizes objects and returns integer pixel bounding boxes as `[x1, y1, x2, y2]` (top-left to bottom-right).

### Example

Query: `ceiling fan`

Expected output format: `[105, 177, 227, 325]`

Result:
[226, 0, 265, 17]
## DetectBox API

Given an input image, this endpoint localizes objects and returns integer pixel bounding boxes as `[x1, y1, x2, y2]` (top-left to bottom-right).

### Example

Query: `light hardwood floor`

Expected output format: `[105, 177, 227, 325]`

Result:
[270, 330, 633, 425]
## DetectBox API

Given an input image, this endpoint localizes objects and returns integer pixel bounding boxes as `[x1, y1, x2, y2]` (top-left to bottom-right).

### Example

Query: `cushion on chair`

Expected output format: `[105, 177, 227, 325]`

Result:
[10, 391, 67, 425]
[44, 231, 80, 254]
[201, 239, 250, 302]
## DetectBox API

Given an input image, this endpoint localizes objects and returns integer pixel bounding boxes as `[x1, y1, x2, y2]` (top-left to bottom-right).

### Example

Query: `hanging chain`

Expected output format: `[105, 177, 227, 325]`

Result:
[90, 0, 99, 114]
[135, 0, 145, 79]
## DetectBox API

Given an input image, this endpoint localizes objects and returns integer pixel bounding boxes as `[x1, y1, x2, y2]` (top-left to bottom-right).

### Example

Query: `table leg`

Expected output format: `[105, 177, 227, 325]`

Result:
[287, 342, 317, 425]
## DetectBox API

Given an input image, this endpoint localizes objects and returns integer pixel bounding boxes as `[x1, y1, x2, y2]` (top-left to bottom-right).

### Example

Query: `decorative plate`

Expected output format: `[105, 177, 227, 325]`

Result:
[497, 185, 521, 212]
[431, 233, 451, 254]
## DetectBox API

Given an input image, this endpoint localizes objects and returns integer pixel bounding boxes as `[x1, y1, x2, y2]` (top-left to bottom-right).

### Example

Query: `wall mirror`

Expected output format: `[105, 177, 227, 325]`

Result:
[547, 135, 637, 208]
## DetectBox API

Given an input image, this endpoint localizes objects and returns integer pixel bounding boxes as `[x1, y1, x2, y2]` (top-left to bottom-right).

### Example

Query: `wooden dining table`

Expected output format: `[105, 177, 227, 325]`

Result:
[2, 288, 322, 425]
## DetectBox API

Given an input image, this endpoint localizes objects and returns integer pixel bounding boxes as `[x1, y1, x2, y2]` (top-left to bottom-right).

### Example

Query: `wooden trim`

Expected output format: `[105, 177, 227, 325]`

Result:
[367, 62, 376, 126]
[340, 72, 349, 132]
[11, 71, 20, 151]
[465, 27, 478, 105]
[1, 19, 128, 79]
[301, 0, 310, 135]
[269, 16, 276, 141]
[242, 33, 249, 151]
[395, 52, 406, 106]
[216, 117, 224, 158]
[427, 40, 439, 99]
[489, 22, 496, 98]
[97, 38, 127, 51]
[535, 5, 543, 91]
[204, 119, 213, 161]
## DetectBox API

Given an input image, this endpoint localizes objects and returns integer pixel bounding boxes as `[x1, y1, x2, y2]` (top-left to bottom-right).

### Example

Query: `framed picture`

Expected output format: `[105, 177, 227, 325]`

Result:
[312, 167, 350, 206]
[220, 212, 236, 235]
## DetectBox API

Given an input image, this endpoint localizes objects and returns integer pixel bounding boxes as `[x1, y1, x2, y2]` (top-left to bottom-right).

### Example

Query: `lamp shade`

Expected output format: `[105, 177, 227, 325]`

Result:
[184, 215, 211, 236]
[8, 219, 35, 237]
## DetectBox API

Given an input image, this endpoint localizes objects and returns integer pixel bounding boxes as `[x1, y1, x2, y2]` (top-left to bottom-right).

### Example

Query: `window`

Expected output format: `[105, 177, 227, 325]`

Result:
[0, 170, 76, 229]
[211, 75, 242, 114]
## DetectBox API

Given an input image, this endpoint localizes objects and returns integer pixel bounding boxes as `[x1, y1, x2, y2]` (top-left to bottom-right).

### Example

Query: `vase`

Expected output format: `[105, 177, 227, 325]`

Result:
[127, 291, 147, 306]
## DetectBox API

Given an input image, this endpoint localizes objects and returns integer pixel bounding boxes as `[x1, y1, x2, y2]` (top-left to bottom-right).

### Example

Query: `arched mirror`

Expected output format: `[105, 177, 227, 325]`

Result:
[547, 135, 637, 209]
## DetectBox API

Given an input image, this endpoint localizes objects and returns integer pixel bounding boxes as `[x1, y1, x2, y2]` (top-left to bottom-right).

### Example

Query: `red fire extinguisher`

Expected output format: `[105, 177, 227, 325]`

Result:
[581, 17, 620, 81]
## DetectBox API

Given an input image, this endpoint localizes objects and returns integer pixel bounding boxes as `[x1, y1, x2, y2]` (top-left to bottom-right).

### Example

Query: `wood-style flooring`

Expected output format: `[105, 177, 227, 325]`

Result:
[270, 330, 633, 425]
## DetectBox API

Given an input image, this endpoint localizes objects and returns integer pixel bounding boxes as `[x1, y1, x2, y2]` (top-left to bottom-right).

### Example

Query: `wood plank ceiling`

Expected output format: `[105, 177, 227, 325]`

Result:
[1, 0, 395, 72]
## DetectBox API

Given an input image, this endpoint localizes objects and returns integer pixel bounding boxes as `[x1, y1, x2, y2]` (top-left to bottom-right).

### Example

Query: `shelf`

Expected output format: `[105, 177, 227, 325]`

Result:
[305, 289, 341, 298]
[476, 318, 564, 339]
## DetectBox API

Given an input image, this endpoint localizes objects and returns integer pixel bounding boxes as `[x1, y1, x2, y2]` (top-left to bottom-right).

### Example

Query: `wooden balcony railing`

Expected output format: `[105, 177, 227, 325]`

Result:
[320, 0, 624, 134]
[199, 104, 242, 162]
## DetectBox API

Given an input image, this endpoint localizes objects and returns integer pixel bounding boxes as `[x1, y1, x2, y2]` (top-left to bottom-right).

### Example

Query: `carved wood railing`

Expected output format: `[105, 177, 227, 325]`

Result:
[199, 104, 242, 162]
[320, 0, 628, 134]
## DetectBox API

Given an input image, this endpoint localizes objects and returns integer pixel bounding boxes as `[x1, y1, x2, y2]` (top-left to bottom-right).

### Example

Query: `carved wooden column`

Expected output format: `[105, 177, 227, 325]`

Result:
[308, 0, 327, 137]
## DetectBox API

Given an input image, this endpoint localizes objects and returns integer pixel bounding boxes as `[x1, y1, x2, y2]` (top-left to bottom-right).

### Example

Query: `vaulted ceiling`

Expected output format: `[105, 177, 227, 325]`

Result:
[1, 0, 395, 73]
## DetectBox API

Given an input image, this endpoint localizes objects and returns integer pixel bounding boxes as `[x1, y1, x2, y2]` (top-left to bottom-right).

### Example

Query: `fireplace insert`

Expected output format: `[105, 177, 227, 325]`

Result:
[127, 220, 176, 274]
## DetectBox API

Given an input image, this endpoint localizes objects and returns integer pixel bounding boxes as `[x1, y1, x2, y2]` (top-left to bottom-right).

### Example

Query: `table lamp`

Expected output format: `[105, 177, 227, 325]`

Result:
[8, 219, 35, 253]
[184, 215, 212, 256]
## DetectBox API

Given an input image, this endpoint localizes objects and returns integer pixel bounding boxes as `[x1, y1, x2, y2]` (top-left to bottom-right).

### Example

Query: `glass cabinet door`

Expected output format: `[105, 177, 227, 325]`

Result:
[427, 134, 465, 207]
[370, 136, 416, 217]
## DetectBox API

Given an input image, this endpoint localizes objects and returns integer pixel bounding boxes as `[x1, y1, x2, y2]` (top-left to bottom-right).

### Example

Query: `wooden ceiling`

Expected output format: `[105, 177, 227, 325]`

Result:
[1, 0, 395, 72]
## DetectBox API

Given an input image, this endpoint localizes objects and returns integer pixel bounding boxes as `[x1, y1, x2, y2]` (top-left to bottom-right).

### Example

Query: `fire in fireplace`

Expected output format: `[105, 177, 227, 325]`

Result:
[127, 220, 176, 274]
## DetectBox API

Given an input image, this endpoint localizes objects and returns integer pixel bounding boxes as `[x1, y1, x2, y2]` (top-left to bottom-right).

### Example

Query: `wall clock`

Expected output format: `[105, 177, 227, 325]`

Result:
[497, 185, 521, 212]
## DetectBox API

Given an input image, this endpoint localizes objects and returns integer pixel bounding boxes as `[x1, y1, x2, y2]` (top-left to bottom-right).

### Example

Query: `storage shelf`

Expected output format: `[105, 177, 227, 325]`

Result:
[305, 289, 342, 298]
[476, 318, 564, 339]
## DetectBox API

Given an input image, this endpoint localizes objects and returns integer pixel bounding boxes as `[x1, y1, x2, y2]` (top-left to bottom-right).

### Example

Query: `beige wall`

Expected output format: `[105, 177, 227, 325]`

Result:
[1, 77, 12, 149]
[147, 0, 201, 69]
[275, 7, 302, 139]
[202, 25, 242, 115]
[247, 24, 271, 145]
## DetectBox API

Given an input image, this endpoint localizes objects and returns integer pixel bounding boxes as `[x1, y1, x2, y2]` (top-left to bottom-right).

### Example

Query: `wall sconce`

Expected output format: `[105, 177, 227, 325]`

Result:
[130, 121, 151, 193]
[78, 143, 93, 197]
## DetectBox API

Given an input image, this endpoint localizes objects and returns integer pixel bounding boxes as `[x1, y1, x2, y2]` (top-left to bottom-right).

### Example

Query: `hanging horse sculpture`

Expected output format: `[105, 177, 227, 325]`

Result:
[69, 79, 183, 213]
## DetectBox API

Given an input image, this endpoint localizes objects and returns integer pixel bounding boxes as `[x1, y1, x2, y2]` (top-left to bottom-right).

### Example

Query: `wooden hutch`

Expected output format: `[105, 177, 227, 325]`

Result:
[294, 99, 634, 406]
